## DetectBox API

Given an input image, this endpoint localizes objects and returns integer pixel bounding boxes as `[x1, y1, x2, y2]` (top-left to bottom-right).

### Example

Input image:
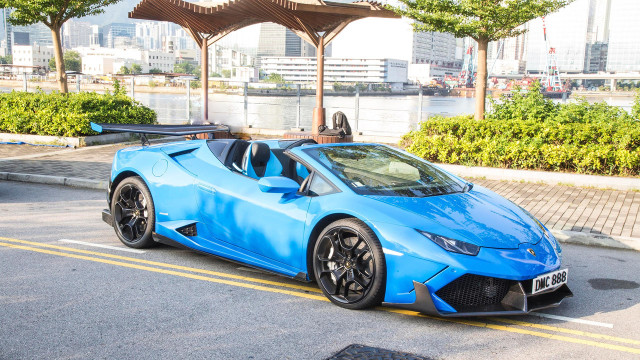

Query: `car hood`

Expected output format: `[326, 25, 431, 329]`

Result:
[366, 187, 544, 249]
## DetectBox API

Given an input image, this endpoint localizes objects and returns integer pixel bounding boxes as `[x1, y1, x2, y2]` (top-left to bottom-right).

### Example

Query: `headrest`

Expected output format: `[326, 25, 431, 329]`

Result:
[250, 142, 270, 167]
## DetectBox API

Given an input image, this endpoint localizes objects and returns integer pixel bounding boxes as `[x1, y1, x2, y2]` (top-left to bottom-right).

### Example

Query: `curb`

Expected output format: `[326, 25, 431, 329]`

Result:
[437, 163, 640, 192]
[0, 172, 106, 190]
[2, 171, 639, 252]
[551, 229, 640, 252]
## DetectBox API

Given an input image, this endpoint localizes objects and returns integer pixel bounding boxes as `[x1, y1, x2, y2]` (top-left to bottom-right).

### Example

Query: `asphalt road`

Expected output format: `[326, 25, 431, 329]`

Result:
[1, 180, 640, 360]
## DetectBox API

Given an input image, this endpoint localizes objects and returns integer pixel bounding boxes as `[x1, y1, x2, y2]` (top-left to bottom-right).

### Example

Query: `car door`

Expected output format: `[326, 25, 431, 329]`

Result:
[197, 168, 311, 270]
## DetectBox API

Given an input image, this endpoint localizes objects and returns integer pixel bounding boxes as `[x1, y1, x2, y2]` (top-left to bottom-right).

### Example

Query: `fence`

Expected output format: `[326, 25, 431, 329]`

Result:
[0, 76, 477, 139]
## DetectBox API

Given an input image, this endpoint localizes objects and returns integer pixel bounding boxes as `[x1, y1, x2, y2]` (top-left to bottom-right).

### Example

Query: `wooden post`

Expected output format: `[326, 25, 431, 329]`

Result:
[312, 35, 325, 135]
[201, 41, 209, 123]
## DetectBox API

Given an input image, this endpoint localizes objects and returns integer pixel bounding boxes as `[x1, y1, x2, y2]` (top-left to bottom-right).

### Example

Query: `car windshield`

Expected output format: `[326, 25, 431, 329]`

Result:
[303, 145, 466, 197]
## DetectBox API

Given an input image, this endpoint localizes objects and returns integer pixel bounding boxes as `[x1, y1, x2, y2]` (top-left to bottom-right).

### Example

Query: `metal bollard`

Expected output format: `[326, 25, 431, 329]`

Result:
[186, 79, 191, 124]
[244, 82, 249, 127]
[354, 86, 360, 132]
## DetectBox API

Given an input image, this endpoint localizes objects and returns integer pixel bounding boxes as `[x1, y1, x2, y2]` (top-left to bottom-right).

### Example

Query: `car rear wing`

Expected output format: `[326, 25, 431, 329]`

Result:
[90, 122, 231, 145]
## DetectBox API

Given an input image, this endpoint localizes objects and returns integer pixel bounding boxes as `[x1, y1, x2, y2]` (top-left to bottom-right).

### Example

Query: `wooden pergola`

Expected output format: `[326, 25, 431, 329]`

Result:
[129, 0, 398, 135]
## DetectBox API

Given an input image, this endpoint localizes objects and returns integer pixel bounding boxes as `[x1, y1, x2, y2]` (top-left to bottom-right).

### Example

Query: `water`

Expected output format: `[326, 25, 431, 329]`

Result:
[1, 85, 634, 138]
[133, 92, 477, 137]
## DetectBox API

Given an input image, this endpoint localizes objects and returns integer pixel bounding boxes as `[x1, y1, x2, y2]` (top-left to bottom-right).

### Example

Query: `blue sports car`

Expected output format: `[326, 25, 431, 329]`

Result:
[95, 123, 572, 316]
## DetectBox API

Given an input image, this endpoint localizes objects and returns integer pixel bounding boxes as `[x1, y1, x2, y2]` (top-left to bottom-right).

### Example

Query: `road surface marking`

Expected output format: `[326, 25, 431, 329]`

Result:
[383, 308, 640, 355]
[487, 318, 637, 345]
[2, 237, 640, 355]
[0, 241, 327, 302]
[0, 237, 321, 294]
[58, 239, 146, 254]
[529, 312, 614, 329]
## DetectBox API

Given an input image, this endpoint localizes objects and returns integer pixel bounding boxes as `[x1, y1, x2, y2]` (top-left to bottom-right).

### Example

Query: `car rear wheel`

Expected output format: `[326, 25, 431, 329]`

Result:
[111, 176, 156, 249]
[313, 218, 386, 309]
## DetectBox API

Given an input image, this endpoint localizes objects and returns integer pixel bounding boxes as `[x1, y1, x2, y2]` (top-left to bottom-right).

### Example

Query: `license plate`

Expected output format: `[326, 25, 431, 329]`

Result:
[532, 269, 568, 295]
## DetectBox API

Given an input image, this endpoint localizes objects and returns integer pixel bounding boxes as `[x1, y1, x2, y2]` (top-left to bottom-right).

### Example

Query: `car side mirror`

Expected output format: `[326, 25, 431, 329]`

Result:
[257, 176, 300, 194]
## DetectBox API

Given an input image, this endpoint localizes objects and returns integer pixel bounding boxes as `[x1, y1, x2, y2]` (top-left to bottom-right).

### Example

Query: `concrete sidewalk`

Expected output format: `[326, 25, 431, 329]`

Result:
[1, 142, 639, 251]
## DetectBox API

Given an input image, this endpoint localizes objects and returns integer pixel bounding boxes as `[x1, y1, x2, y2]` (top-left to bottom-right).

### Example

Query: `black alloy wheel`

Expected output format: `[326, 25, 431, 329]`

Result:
[313, 219, 385, 309]
[111, 176, 156, 249]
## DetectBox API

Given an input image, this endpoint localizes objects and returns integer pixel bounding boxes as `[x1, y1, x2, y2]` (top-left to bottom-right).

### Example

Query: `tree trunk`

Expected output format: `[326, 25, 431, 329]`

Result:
[51, 26, 68, 93]
[475, 38, 488, 120]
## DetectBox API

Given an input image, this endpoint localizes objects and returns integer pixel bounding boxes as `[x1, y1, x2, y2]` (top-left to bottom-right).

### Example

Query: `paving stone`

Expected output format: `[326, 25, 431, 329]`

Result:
[2, 141, 639, 241]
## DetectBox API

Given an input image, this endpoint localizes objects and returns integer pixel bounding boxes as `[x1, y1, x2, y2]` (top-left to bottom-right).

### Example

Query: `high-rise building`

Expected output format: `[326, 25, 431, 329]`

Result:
[257, 23, 321, 66]
[525, 0, 591, 73]
[63, 20, 91, 49]
[101, 23, 136, 48]
[606, 0, 640, 72]
[331, 18, 459, 67]
[1, 8, 11, 55]
[12, 23, 52, 47]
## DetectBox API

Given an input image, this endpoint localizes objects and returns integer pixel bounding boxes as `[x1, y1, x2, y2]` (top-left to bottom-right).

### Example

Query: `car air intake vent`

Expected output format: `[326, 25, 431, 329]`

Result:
[435, 274, 513, 309]
[177, 223, 197, 237]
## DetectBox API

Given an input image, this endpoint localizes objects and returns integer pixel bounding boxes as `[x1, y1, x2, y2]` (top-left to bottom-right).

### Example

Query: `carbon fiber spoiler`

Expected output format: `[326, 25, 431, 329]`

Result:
[90, 122, 231, 145]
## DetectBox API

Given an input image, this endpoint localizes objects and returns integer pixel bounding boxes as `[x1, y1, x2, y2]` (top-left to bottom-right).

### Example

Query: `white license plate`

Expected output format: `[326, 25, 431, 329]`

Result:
[532, 268, 568, 295]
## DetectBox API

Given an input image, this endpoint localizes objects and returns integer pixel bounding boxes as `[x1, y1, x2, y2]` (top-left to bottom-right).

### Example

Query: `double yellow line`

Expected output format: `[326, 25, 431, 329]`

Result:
[1, 236, 639, 355]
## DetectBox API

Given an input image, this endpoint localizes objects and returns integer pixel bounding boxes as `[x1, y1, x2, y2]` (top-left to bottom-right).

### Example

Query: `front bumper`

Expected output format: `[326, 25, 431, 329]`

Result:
[102, 209, 114, 227]
[387, 279, 572, 317]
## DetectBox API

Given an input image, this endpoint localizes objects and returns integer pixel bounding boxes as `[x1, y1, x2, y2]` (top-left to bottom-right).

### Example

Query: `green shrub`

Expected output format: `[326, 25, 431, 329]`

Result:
[402, 82, 640, 176]
[0, 90, 157, 137]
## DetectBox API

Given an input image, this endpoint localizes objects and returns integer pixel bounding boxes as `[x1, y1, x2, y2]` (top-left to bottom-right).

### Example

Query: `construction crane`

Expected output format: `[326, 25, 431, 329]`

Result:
[541, 17, 565, 94]
[459, 45, 476, 88]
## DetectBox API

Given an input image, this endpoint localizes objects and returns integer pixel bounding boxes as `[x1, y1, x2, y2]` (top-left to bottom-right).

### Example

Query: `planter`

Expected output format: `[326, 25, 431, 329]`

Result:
[0, 132, 134, 147]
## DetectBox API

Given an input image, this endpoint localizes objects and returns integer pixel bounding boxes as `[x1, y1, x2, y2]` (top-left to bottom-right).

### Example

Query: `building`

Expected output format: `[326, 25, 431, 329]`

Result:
[261, 57, 407, 87]
[1, 8, 11, 55]
[144, 50, 175, 73]
[63, 20, 91, 49]
[606, 0, 640, 72]
[257, 23, 323, 66]
[408, 63, 461, 84]
[209, 44, 254, 76]
[331, 18, 459, 69]
[12, 23, 52, 47]
[12, 44, 54, 70]
[101, 23, 136, 49]
[77, 47, 175, 75]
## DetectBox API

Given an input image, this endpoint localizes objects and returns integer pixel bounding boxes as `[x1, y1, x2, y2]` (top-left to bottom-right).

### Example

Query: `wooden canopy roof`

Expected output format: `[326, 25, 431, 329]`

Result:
[129, 0, 398, 47]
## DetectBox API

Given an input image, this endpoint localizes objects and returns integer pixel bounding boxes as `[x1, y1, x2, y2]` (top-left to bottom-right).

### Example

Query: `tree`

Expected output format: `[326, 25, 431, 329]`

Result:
[0, 0, 122, 93]
[48, 50, 81, 72]
[119, 66, 130, 75]
[0, 55, 11, 64]
[149, 68, 163, 74]
[131, 63, 142, 75]
[221, 69, 231, 78]
[174, 61, 196, 75]
[390, 0, 570, 119]
[265, 73, 284, 83]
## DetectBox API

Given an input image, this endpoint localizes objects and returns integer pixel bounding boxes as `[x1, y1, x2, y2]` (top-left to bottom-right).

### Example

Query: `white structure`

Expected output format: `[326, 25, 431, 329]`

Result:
[63, 20, 91, 49]
[607, 0, 640, 72]
[144, 50, 175, 73]
[331, 18, 459, 68]
[262, 57, 407, 86]
[408, 63, 462, 84]
[12, 44, 53, 70]
[77, 47, 175, 75]
[209, 44, 254, 76]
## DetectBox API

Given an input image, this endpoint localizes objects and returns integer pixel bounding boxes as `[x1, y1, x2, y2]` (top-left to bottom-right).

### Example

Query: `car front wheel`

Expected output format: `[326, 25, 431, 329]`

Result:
[313, 218, 386, 310]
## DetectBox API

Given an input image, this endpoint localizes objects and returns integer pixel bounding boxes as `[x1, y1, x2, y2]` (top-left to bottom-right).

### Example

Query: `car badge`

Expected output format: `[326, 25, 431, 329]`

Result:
[527, 248, 536, 256]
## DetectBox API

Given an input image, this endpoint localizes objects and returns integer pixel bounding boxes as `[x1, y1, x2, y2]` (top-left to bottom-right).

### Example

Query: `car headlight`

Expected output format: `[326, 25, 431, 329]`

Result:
[418, 230, 480, 256]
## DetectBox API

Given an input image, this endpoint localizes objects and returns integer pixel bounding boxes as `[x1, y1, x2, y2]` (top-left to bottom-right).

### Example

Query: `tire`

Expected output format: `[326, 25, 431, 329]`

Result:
[111, 176, 156, 249]
[313, 218, 386, 310]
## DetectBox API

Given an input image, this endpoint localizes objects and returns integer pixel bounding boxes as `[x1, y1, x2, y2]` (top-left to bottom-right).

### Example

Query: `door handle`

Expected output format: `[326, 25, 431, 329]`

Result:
[197, 182, 217, 194]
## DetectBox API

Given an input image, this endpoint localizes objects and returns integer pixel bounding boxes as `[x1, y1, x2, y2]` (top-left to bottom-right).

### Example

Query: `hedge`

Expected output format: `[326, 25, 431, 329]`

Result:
[401, 83, 640, 176]
[0, 88, 157, 137]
